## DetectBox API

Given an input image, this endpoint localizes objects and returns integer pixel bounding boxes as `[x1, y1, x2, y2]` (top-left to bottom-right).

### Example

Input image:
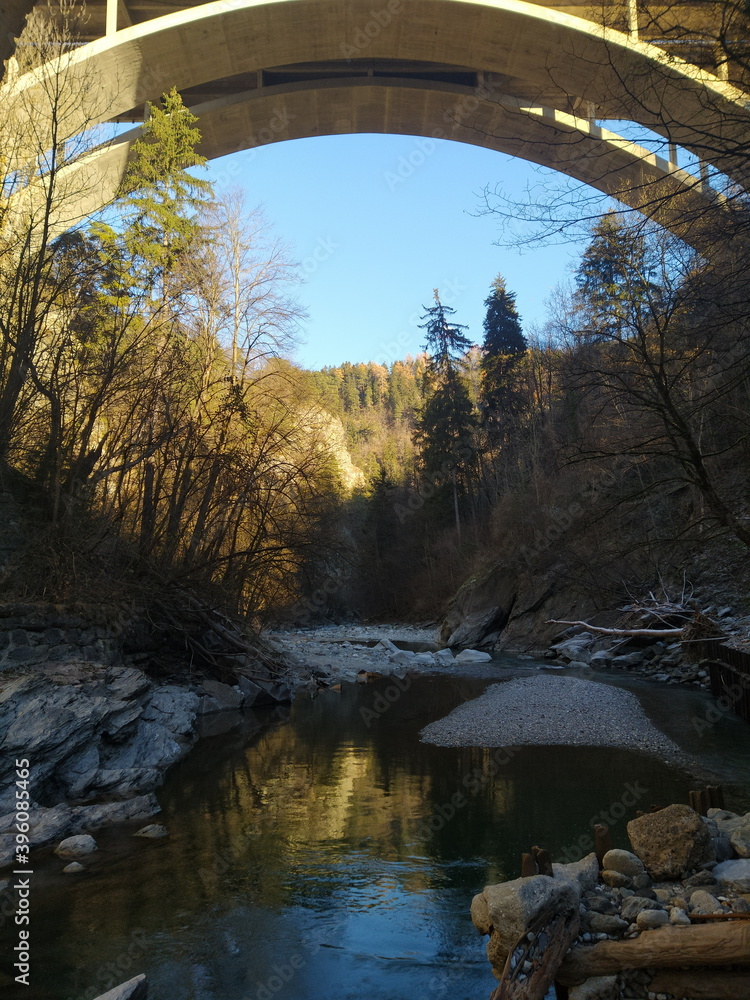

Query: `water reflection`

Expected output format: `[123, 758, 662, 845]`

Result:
[2, 671, 749, 1000]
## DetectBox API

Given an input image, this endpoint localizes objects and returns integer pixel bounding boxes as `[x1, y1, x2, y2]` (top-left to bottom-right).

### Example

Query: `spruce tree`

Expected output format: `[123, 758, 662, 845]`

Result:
[480, 274, 527, 419]
[414, 291, 476, 534]
[116, 87, 214, 289]
[574, 213, 659, 341]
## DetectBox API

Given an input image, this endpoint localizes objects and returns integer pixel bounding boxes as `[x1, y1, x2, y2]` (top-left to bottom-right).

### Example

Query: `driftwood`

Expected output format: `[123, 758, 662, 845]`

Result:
[547, 619, 685, 638]
[491, 905, 579, 1000]
[649, 970, 750, 1000]
[557, 924, 750, 986]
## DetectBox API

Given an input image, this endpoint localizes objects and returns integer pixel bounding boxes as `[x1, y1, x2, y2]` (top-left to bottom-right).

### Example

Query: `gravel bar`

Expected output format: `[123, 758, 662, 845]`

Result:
[420, 675, 689, 762]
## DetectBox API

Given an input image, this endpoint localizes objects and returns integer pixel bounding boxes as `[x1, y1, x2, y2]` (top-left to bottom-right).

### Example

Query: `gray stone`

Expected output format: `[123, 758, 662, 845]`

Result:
[702, 817, 735, 863]
[133, 824, 168, 839]
[92, 975, 148, 1000]
[589, 651, 613, 669]
[636, 908, 668, 930]
[197, 695, 222, 715]
[553, 853, 600, 892]
[730, 818, 750, 858]
[375, 639, 399, 653]
[55, 834, 97, 858]
[389, 649, 416, 665]
[471, 873, 581, 970]
[455, 649, 492, 663]
[434, 648, 455, 664]
[105, 667, 151, 701]
[588, 912, 628, 935]
[669, 906, 691, 925]
[711, 859, 750, 892]
[63, 861, 85, 873]
[611, 652, 644, 670]
[627, 804, 715, 879]
[550, 635, 592, 663]
[202, 678, 243, 710]
[601, 870, 632, 889]
[620, 896, 661, 922]
[602, 849, 645, 880]
[141, 686, 197, 736]
[689, 890, 722, 914]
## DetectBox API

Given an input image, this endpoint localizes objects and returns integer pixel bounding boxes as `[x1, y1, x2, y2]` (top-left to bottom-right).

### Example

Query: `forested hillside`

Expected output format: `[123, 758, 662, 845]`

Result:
[299, 216, 750, 626]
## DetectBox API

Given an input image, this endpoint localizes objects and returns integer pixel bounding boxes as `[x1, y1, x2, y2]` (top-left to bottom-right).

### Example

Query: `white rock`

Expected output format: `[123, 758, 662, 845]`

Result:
[435, 648, 455, 664]
[375, 639, 399, 653]
[55, 834, 97, 858]
[133, 824, 168, 839]
[455, 649, 492, 663]
[63, 861, 85, 873]
[390, 649, 416, 664]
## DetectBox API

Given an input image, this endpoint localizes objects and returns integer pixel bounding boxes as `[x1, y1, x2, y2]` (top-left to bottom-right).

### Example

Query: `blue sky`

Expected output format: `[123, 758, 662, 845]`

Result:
[205, 133, 598, 370]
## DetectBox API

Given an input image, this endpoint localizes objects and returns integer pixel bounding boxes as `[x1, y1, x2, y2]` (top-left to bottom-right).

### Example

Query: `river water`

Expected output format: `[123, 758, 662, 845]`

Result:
[3, 660, 750, 1000]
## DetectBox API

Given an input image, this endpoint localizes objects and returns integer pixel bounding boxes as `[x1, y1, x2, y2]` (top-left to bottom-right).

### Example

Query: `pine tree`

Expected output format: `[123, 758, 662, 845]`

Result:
[480, 274, 527, 416]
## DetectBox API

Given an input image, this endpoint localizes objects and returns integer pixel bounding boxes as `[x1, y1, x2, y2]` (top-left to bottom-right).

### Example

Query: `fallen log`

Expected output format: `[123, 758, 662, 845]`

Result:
[649, 969, 750, 1000]
[556, 924, 750, 986]
[546, 619, 685, 638]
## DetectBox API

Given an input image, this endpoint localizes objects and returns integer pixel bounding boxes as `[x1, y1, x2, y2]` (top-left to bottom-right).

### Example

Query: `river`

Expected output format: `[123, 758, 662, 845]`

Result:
[2, 657, 749, 1000]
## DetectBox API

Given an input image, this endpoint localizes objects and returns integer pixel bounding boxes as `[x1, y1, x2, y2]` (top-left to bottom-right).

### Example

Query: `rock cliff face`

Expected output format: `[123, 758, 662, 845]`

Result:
[440, 562, 601, 652]
[0, 663, 200, 867]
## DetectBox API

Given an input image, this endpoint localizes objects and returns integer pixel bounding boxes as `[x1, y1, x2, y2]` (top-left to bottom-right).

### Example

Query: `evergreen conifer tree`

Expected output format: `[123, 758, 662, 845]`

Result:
[414, 291, 476, 534]
[479, 274, 527, 421]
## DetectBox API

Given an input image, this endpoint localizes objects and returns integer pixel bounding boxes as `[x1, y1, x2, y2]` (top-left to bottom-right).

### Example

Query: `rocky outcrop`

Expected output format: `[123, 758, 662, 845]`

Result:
[440, 563, 604, 651]
[440, 564, 517, 647]
[0, 653, 298, 868]
[626, 805, 714, 880]
[0, 665, 198, 807]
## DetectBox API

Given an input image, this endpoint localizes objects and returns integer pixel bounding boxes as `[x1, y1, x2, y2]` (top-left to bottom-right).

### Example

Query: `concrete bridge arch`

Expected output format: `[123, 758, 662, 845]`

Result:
[3, 0, 750, 233]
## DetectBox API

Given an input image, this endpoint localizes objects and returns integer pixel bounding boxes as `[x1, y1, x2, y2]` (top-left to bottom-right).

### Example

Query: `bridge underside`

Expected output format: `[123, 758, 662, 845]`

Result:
[2, 0, 749, 238]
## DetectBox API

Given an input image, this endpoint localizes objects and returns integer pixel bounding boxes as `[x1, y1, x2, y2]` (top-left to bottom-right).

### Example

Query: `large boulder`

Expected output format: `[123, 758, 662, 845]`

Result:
[440, 565, 517, 647]
[627, 804, 715, 879]
[471, 873, 581, 979]
[729, 817, 750, 858]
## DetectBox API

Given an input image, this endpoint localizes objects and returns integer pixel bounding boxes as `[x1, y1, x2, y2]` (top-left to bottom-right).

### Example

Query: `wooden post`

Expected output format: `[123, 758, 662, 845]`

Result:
[594, 824, 611, 866]
[521, 852, 537, 877]
[533, 846, 554, 877]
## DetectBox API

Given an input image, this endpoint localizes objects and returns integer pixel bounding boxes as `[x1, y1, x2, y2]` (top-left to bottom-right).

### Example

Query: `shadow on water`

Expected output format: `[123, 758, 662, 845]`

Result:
[2, 667, 749, 1000]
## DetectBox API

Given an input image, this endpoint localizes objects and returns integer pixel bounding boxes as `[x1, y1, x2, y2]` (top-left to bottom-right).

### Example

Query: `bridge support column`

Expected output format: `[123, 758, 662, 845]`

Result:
[106, 0, 117, 35]
[627, 0, 639, 39]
